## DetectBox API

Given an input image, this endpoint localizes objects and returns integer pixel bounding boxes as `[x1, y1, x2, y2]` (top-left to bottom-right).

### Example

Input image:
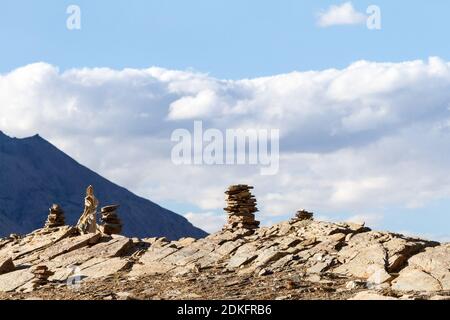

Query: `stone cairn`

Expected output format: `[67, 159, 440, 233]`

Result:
[100, 205, 123, 235]
[223, 185, 260, 231]
[31, 265, 54, 288]
[292, 209, 314, 222]
[44, 204, 65, 229]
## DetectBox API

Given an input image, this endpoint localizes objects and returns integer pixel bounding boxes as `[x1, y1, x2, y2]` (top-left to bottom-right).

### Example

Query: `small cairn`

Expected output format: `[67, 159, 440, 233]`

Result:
[44, 204, 65, 229]
[100, 205, 123, 235]
[223, 185, 260, 231]
[31, 265, 54, 288]
[292, 209, 314, 222]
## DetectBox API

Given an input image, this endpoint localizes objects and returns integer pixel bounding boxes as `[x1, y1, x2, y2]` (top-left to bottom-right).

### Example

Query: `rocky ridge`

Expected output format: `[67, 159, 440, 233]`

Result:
[0, 215, 449, 300]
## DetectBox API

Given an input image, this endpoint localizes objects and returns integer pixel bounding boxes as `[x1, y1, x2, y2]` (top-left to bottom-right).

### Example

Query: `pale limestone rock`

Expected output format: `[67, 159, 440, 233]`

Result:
[392, 266, 442, 292]
[80, 257, 130, 280]
[76, 185, 99, 235]
[334, 231, 435, 279]
[0, 269, 34, 292]
[349, 291, 398, 300]
[40, 232, 101, 260]
[251, 247, 288, 269]
[402, 244, 450, 290]
[227, 243, 259, 269]
[367, 266, 394, 285]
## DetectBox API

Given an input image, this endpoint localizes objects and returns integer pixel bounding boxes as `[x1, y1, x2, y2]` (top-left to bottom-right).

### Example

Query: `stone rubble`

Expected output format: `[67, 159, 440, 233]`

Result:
[0, 184, 449, 300]
[223, 185, 260, 231]
[44, 204, 66, 229]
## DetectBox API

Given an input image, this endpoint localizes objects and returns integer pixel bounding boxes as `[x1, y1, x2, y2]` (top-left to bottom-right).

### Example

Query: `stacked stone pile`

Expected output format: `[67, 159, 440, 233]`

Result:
[31, 265, 54, 288]
[44, 204, 65, 228]
[292, 209, 314, 222]
[101, 205, 123, 235]
[223, 185, 260, 230]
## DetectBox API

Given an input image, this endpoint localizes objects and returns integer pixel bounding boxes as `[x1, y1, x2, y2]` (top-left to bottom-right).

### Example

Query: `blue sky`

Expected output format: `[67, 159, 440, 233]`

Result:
[2, 1, 450, 239]
[1, 1, 449, 78]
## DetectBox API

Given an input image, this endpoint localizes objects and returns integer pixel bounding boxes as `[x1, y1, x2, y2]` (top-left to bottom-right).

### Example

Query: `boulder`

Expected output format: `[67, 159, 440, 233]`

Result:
[0, 256, 15, 275]
[392, 266, 442, 292]
[392, 244, 450, 292]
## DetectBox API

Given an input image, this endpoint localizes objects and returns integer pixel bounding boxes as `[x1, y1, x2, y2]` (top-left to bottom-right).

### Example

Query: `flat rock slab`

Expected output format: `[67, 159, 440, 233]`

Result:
[138, 247, 179, 264]
[227, 243, 259, 269]
[250, 247, 287, 269]
[40, 233, 102, 260]
[0, 269, 34, 292]
[128, 260, 176, 277]
[4, 227, 75, 261]
[80, 257, 130, 280]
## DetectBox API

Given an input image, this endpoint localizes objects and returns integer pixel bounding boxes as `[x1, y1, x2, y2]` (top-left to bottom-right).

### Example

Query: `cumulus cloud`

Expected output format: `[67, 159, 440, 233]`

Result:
[317, 2, 366, 27]
[2, 58, 450, 233]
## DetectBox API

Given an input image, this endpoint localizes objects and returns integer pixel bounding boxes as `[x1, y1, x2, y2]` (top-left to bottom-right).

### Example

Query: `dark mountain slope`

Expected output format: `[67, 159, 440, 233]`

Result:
[0, 131, 207, 239]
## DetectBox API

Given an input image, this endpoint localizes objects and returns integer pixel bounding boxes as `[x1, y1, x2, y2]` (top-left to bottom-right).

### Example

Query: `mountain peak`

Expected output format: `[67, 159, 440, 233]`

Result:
[0, 131, 43, 142]
[0, 133, 207, 239]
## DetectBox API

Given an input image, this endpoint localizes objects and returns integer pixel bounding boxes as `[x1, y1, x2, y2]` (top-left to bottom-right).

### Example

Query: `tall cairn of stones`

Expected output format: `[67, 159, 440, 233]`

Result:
[223, 185, 260, 231]
[44, 204, 65, 229]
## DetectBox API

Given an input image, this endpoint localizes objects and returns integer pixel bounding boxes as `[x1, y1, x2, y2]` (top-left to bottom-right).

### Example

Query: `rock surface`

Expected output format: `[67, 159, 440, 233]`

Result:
[0, 217, 448, 300]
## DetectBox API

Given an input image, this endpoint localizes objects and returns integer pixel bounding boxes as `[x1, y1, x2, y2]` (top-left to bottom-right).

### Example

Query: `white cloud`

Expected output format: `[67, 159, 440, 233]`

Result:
[317, 2, 366, 27]
[2, 58, 450, 232]
[184, 212, 225, 234]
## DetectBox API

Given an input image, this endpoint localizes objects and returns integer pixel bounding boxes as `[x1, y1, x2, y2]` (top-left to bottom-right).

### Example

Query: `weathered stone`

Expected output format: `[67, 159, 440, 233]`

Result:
[76, 185, 99, 235]
[40, 233, 102, 260]
[397, 244, 450, 291]
[345, 280, 366, 290]
[174, 237, 197, 248]
[366, 266, 394, 285]
[215, 239, 245, 257]
[251, 247, 288, 269]
[227, 243, 259, 269]
[0, 256, 15, 275]
[307, 260, 334, 274]
[334, 231, 435, 279]
[0, 269, 34, 292]
[80, 257, 131, 280]
[334, 243, 386, 278]
[392, 266, 442, 292]
[9, 226, 76, 260]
